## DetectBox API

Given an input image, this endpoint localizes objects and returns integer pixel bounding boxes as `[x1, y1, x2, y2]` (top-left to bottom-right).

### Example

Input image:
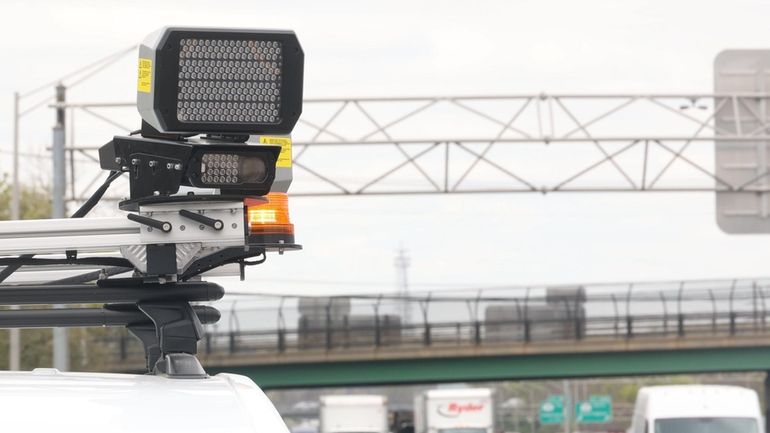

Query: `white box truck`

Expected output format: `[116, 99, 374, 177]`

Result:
[414, 388, 494, 433]
[628, 385, 763, 433]
[320, 395, 389, 433]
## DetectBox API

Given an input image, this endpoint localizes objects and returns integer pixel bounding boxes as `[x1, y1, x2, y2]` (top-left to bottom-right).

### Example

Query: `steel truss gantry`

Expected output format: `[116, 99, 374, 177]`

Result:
[40, 93, 770, 203]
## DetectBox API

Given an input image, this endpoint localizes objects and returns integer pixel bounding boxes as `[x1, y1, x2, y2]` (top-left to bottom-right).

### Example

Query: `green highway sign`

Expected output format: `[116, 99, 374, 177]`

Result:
[539, 395, 564, 424]
[575, 395, 612, 424]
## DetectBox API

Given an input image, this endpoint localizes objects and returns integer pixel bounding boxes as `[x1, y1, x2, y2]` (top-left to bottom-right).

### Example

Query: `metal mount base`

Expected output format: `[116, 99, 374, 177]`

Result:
[118, 193, 266, 212]
[153, 353, 207, 378]
[127, 300, 208, 376]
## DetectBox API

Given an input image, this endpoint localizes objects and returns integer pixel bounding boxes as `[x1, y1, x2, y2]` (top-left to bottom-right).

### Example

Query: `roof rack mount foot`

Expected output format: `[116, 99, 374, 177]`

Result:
[153, 353, 206, 378]
[127, 300, 212, 378]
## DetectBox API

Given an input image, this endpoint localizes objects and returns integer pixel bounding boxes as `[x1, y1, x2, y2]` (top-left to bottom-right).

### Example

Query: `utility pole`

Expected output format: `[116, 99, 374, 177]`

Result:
[765, 372, 770, 433]
[52, 83, 69, 371]
[562, 380, 572, 433]
[9, 311, 19, 370]
[12, 92, 20, 220]
[394, 247, 411, 325]
[10, 91, 20, 371]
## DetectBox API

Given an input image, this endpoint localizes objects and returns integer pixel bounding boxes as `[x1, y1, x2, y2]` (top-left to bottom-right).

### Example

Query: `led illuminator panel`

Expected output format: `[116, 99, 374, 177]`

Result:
[177, 39, 282, 124]
[138, 27, 304, 135]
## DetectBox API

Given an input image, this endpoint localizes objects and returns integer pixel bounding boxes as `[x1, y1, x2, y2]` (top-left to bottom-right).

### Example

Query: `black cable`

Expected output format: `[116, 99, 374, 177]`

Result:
[242, 253, 267, 267]
[43, 266, 133, 285]
[0, 170, 122, 284]
[180, 251, 266, 281]
[71, 170, 121, 218]
[0, 254, 34, 285]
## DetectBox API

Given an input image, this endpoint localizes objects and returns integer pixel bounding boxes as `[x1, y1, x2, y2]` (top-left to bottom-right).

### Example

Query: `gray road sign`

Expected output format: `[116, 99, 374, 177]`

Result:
[715, 50, 770, 233]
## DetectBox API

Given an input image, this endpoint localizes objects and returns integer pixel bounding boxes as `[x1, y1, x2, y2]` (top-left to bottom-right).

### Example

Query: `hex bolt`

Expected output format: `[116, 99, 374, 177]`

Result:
[148, 160, 158, 168]
[166, 163, 174, 169]
[114, 157, 122, 164]
[231, 223, 238, 229]
[180, 225, 186, 231]
[174, 163, 183, 171]
[131, 158, 140, 165]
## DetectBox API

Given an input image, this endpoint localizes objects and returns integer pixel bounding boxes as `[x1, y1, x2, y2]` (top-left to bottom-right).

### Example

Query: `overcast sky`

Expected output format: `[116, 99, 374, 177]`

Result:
[3, 0, 770, 299]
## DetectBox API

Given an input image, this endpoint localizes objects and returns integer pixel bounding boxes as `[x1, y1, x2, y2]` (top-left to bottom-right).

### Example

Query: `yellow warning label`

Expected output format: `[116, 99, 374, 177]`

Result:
[137, 58, 152, 93]
[260, 136, 292, 168]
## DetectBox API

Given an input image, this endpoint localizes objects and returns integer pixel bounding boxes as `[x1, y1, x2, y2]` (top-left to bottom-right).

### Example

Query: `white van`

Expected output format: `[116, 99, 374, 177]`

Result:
[319, 395, 389, 433]
[0, 369, 290, 433]
[414, 388, 495, 433]
[629, 385, 763, 433]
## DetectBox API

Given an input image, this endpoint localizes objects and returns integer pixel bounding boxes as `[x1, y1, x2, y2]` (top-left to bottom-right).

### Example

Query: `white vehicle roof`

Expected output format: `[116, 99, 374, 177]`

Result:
[422, 388, 493, 399]
[636, 385, 761, 419]
[320, 395, 388, 406]
[0, 369, 289, 433]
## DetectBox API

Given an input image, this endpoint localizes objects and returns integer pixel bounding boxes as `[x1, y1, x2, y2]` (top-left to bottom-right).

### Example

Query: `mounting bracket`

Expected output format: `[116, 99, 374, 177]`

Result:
[127, 301, 207, 377]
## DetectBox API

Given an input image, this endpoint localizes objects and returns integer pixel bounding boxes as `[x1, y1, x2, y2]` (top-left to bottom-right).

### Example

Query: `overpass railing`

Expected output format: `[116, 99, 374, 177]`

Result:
[192, 311, 766, 354]
[85, 281, 770, 369]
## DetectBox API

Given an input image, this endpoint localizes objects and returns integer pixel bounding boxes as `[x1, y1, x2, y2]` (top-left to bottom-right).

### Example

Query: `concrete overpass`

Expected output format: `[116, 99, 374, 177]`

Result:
[205, 332, 770, 389]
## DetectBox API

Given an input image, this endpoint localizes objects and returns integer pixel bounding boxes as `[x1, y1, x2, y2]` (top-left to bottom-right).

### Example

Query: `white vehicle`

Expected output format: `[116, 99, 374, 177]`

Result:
[414, 388, 494, 433]
[0, 369, 290, 433]
[629, 385, 763, 433]
[291, 420, 320, 433]
[320, 395, 389, 433]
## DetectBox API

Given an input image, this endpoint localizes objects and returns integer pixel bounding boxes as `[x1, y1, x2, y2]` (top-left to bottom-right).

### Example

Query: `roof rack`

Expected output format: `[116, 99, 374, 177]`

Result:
[0, 173, 296, 378]
[1, 25, 306, 378]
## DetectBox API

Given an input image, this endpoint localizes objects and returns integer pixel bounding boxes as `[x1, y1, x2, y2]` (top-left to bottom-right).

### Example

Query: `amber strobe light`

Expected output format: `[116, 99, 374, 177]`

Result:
[246, 193, 294, 244]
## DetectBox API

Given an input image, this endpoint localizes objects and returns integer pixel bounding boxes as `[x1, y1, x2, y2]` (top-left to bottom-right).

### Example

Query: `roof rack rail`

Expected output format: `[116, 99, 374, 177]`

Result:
[0, 281, 225, 377]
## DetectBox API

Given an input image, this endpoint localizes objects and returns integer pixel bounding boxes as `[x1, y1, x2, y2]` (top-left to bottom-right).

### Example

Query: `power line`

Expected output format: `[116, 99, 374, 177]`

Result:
[221, 276, 770, 295]
[224, 278, 770, 303]
[20, 45, 136, 98]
